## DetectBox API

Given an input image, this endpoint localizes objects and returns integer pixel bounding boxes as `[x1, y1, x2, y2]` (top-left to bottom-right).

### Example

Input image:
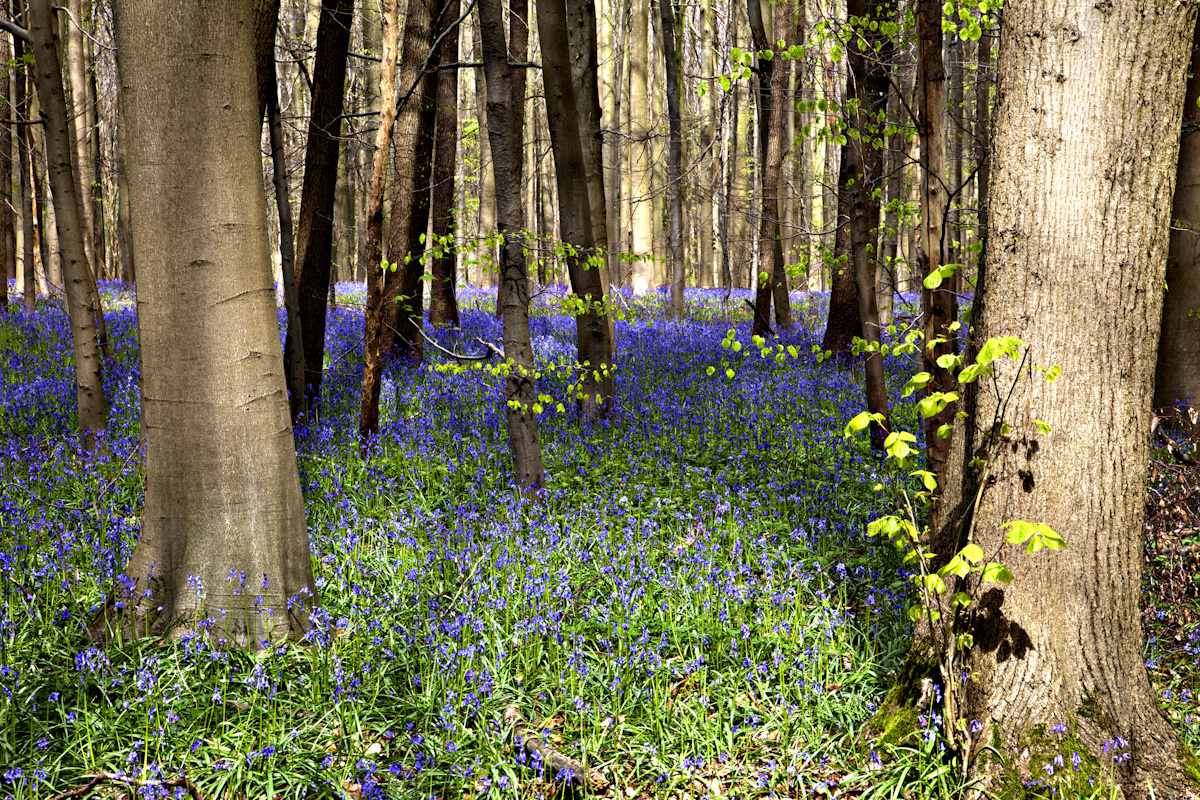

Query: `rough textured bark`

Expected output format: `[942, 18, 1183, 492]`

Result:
[108, 0, 318, 647]
[916, 0, 956, 504]
[290, 0, 354, 411]
[658, 0, 684, 317]
[359, 0, 403, 446]
[1154, 21, 1200, 420]
[27, 0, 107, 449]
[930, 1, 1198, 793]
[380, 0, 437, 360]
[974, 26, 992, 286]
[537, 0, 615, 417]
[479, 0, 546, 491]
[428, 0, 461, 329]
[844, 0, 892, 451]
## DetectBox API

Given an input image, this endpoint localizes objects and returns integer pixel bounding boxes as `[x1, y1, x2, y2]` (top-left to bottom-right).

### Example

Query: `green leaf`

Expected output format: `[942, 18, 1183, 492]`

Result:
[981, 563, 1014, 584]
[1033, 418, 1051, 434]
[951, 591, 972, 609]
[719, 75, 732, 92]
[1003, 520, 1039, 545]
[844, 411, 880, 438]
[1045, 365, 1062, 382]
[961, 543, 984, 564]
[937, 424, 953, 439]
[901, 371, 932, 398]
[908, 605, 923, 622]
[924, 271, 944, 290]
[936, 353, 963, 371]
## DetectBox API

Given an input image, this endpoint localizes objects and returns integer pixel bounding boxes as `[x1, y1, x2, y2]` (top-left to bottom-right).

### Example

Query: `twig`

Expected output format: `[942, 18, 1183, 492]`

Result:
[49, 772, 203, 800]
[502, 706, 610, 792]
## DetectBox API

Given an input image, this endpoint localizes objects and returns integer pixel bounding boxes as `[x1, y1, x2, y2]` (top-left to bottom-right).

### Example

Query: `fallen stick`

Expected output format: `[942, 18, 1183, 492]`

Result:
[503, 706, 609, 793]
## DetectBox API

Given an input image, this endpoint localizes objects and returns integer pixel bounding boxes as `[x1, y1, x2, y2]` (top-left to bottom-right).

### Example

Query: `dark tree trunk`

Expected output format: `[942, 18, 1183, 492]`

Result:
[658, 0, 684, 318]
[429, 0, 462, 329]
[747, 0, 791, 336]
[290, 0, 354, 412]
[28, 0, 107, 449]
[267, 54, 305, 422]
[358, 0, 403, 447]
[0, 30, 14, 291]
[480, 0, 546, 492]
[845, 0, 893, 451]
[820, 154, 862, 355]
[380, 0, 438, 362]
[916, 0, 956, 507]
[108, 0, 318, 647]
[1154, 19, 1200, 422]
[537, 0, 614, 418]
[15, 20, 35, 309]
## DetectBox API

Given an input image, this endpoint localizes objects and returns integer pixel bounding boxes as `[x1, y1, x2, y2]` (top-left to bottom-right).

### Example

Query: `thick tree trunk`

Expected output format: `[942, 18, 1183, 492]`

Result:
[358, 0, 403, 447]
[933, 1, 1198, 794]
[1154, 20, 1200, 422]
[480, 0, 546, 491]
[658, 0, 684, 317]
[845, 0, 892, 451]
[108, 0, 318, 647]
[974, 26, 993, 286]
[537, 0, 615, 417]
[429, 0, 462, 329]
[380, 0, 437, 361]
[916, 0, 956, 501]
[291, 0, 354, 411]
[27, 0, 107, 449]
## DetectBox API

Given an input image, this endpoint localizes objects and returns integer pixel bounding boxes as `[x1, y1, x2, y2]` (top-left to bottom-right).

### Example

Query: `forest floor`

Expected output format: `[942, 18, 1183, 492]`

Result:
[1, 282, 1198, 800]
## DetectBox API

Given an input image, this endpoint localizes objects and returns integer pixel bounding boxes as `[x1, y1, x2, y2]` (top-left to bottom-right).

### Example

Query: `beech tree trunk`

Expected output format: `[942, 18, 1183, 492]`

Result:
[480, 0, 546, 491]
[820, 155, 862, 355]
[916, 0, 956, 500]
[428, 0, 462, 329]
[936, 0, 1198, 793]
[108, 0, 318, 647]
[845, 0, 892, 451]
[0, 30, 13, 291]
[380, 0, 438, 361]
[15, 21, 35, 309]
[358, 0, 403, 447]
[27, 0, 107, 450]
[658, 0, 684, 318]
[1155, 20, 1200, 423]
[291, 0, 354, 411]
[537, 0, 615, 417]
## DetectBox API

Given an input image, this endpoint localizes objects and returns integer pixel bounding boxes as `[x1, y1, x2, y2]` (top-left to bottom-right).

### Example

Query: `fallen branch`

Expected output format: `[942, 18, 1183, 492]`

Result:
[503, 706, 609, 793]
[49, 772, 203, 800]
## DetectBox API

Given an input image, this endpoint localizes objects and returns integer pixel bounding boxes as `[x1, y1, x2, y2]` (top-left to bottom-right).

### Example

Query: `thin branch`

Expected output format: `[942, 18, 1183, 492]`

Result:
[0, 16, 30, 42]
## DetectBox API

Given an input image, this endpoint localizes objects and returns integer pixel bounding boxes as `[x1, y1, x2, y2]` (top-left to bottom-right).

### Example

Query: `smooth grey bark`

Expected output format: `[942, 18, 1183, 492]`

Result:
[0, 28, 13, 290]
[359, 0, 402, 447]
[27, 0, 107, 449]
[15, 21, 35, 309]
[107, 0, 318, 647]
[536, 0, 615, 417]
[429, 0, 462, 328]
[479, 0, 546, 491]
[657, 0, 683, 318]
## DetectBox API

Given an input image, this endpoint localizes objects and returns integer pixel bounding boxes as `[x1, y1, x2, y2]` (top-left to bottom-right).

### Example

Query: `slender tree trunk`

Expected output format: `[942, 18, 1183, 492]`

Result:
[291, 0, 354, 412]
[537, 0, 615, 417]
[843, 0, 892, 451]
[380, 0, 438, 360]
[0, 29, 13, 293]
[480, 0, 546, 491]
[1155, 19, 1200, 422]
[697, 0, 715, 288]
[429, 0, 462, 328]
[358, 0, 403, 447]
[974, 23, 993, 289]
[86, 35, 104, 279]
[267, 55, 306, 421]
[916, 0, 956, 505]
[107, 0, 318, 647]
[933, 1, 1197, 792]
[658, 0, 684, 317]
[64, 0, 96, 276]
[628, 0, 652, 291]
[28, 0, 107, 449]
[15, 22, 35, 308]
[115, 126, 133, 286]
[821, 154, 862, 354]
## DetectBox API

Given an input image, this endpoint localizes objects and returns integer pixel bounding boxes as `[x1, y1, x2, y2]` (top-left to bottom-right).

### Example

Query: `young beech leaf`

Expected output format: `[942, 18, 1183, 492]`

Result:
[952, 591, 972, 609]
[981, 562, 1014, 584]
[901, 371, 932, 398]
[960, 543, 984, 564]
